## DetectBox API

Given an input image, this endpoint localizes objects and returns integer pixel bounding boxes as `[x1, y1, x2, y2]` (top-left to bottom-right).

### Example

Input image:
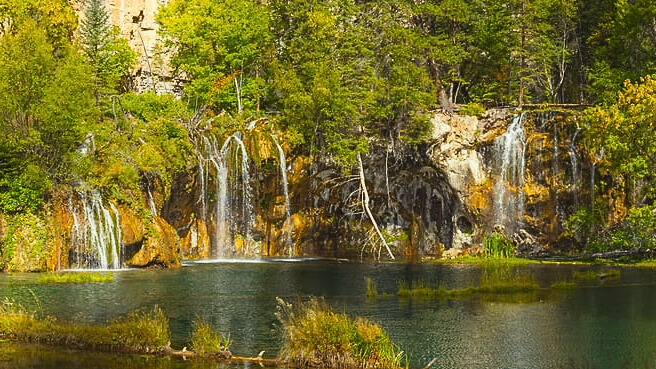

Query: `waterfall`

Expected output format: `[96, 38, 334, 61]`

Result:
[146, 182, 157, 216]
[69, 195, 84, 269]
[552, 117, 559, 177]
[492, 113, 526, 232]
[568, 127, 581, 201]
[201, 133, 254, 258]
[70, 189, 122, 269]
[591, 148, 604, 211]
[272, 135, 293, 257]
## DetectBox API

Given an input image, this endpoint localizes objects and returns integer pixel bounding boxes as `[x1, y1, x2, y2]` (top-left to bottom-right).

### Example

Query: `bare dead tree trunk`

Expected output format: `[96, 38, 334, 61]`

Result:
[357, 153, 395, 260]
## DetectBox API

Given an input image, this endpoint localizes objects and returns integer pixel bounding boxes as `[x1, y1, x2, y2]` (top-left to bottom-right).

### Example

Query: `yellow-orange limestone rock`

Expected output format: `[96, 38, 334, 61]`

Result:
[127, 215, 180, 268]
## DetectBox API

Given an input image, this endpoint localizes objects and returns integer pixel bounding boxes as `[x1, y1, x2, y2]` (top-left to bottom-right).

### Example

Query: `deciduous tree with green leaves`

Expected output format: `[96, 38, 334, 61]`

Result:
[0, 1, 93, 213]
[157, 0, 271, 115]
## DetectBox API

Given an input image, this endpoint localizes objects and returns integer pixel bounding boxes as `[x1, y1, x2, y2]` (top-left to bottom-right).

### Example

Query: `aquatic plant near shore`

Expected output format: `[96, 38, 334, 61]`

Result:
[365, 277, 378, 299]
[0, 301, 170, 353]
[191, 319, 231, 358]
[483, 232, 516, 258]
[275, 297, 404, 369]
[398, 273, 540, 299]
[38, 272, 114, 284]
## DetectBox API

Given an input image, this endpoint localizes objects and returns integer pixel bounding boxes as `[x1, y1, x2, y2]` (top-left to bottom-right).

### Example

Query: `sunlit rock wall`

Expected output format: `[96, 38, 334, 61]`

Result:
[72, 0, 180, 95]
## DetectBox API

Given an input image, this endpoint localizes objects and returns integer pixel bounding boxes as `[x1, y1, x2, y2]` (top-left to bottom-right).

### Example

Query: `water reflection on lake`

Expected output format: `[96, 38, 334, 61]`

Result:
[2, 260, 656, 369]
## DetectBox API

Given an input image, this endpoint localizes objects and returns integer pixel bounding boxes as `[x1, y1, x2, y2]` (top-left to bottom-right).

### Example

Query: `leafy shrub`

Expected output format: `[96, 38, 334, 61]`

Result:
[0, 164, 51, 213]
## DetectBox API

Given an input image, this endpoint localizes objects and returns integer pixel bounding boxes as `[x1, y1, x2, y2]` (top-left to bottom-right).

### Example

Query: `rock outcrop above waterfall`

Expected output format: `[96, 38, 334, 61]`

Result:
[425, 109, 589, 255]
[72, 0, 180, 95]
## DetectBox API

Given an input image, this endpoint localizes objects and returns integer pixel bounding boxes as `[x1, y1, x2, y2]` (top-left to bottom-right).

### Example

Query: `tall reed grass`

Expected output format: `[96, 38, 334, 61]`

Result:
[191, 319, 231, 358]
[0, 299, 170, 353]
[483, 232, 515, 258]
[275, 297, 403, 369]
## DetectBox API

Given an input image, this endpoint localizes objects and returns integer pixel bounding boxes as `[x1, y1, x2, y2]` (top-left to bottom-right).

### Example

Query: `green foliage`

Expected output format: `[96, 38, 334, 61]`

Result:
[0, 3, 93, 213]
[563, 207, 602, 249]
[579, 75, 656, 251]
[458, 103, 486, 117]
[191, 319, 231, 356]
[0, 212, 50, 272]
[483, 232, 515, 258]
[586, 1, 656, 103]
[157, 0, 270, 113]
[82, 93, 193, 203]
[0, 164, 51, 213]
[0, 0, 78, 51]
[275, 297, 403, 369]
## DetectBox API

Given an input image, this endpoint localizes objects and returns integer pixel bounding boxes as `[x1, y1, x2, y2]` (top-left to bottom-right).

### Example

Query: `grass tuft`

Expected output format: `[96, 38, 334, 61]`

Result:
[550, 281, 578, 289]
[38, 272, 114, 284]
[191, 319, 231, 358]
[483, 232, 515, 258]
[276, 297, 403, 369]
[0, 299, 170, 353]
[365, 277, 378, 299]
[398, 271, 540, 300]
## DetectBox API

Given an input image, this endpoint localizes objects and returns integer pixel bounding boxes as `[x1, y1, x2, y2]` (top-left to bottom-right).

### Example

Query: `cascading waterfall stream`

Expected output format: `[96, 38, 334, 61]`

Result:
[146, 183, 157, 216]
[568, 127, 581, 202]
[271, 135, 293, 257]
[69, 189, 122, 269]
[492, 113, 527, 232]
[591, 148, 604, 211]
[201, 133, 254, 258]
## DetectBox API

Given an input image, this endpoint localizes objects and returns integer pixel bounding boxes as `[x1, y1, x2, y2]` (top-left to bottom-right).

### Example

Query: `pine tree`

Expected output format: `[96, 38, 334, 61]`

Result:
[79, 0, 135, 100]
[79, 0, 111, 65]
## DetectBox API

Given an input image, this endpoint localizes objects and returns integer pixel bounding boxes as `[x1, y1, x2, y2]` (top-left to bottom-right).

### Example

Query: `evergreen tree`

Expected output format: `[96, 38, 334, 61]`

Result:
[79, 0, 135, 99]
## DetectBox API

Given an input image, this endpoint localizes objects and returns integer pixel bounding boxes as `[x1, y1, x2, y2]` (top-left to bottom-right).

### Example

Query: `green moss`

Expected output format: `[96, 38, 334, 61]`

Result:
[1, 213, 49, 272]
[0, 301, 170, 353]
[275, 297, 403, 369]
[38, 272, 114, 284]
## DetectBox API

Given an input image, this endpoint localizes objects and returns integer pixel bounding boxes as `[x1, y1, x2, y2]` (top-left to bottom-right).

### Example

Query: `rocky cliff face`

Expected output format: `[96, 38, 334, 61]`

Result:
[72, 0, 179, 95]
[0, 109, 596, 271]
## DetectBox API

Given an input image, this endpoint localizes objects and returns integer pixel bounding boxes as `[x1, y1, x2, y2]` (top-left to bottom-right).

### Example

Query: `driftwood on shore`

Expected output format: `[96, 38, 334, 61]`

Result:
[165, 347, 280, 365]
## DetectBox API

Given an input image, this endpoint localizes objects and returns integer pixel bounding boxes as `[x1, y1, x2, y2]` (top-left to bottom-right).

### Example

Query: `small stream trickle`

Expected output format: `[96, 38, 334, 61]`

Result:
[271, 135, 293, 257]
